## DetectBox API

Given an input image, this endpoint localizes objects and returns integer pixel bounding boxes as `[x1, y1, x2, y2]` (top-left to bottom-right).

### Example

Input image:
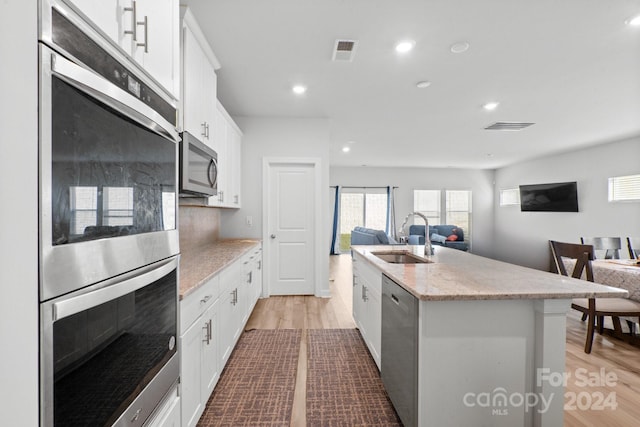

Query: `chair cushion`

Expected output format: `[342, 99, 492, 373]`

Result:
[572, 298, 640, 315]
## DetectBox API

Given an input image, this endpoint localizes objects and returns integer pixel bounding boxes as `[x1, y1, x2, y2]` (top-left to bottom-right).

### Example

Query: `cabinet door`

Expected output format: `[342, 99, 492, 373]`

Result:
[182, 23, 205, 138]
[201, 302, 219, 399]
[352, 273, 365, 333]
[180, 316, 205, 427]
[218, 289, 235, 366]
[206, 106, 227, 206]
[226, 124, 242, 207]
[132, 0, 179, 96]
[68, 0, 120, 43]
[366, 287, 382, 369]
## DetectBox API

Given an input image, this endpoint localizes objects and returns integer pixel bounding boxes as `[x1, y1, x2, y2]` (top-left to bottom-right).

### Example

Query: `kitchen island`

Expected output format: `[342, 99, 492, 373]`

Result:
[351, 245, 627, 427]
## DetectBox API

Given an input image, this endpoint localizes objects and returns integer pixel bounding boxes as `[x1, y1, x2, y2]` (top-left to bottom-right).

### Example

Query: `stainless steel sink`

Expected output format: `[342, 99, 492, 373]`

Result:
[371, 251, 431, 264]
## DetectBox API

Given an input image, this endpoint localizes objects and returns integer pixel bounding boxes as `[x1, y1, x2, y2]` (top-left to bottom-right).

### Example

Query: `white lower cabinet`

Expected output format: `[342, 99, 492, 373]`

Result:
[179, 243, 262, 426]
[180, 280, 219, 427]
[145, 385, 180, 427]
[352, 253, 382, 369]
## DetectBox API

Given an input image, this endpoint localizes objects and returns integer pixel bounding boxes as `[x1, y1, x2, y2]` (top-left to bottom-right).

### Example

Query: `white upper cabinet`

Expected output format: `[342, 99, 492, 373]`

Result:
[132, 0, 180, 97]
[66, 0, 179, 98]
[207, 103, 242, 208]
[179, 7, 242, 209]
[181, 7, 219, 144]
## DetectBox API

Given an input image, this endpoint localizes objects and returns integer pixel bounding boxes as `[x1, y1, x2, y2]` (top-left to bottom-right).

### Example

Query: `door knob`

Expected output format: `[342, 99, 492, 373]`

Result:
[270, 234, 276, 239]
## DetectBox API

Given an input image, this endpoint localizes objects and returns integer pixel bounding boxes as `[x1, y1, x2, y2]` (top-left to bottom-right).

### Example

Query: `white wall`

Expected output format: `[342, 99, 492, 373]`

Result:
[330, 166, 496, 258]
[494, 136, 640, 270]
[0, 1, 39, 425]
[220, 117, 331, 296]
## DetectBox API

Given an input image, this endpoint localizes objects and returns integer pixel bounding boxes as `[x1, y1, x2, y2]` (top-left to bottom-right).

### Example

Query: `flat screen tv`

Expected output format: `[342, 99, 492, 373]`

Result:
[519, 182, 578, 212]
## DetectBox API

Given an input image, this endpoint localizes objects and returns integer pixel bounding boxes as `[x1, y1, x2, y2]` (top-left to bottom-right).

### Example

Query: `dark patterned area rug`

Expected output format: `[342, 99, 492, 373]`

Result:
[198, 329, 301, 426]
[306, 329, 402, 426]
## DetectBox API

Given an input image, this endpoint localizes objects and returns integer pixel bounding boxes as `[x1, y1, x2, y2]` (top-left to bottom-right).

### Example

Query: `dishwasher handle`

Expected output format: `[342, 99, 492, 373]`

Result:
[391, 294, 400, 305]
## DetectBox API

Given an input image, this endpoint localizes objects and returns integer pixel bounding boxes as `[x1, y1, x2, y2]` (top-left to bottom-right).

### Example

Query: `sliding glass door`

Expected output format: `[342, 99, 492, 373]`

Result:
[339, 188, 388, 252]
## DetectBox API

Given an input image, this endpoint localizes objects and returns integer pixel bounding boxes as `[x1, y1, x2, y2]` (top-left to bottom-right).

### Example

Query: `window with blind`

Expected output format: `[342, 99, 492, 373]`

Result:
[413, 189, 472, 242]
[608, 174, 640, 202]
[500, 188, 520, 206]
[413, 190, 441, 225]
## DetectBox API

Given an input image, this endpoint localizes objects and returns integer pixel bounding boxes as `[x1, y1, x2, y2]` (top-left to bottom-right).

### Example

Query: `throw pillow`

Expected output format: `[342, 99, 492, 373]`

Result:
[430, 233, 447, 244]
[446, 234, 458, 241]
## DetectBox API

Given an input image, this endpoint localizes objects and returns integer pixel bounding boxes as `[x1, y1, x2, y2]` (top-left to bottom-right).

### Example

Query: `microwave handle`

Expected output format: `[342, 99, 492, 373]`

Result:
[49, 50, 179, 144]
[52, 256, 178, 321]
[208, 157, 218, 188]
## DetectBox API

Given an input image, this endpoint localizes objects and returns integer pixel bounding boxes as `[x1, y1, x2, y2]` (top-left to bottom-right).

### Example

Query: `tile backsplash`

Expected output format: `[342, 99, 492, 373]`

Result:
[179, 206, 220, 252]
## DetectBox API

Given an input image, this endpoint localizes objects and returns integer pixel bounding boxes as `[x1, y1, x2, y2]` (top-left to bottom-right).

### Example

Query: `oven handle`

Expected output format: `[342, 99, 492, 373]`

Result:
[52, 256, 178, 321]
[49, 51, 179, 144]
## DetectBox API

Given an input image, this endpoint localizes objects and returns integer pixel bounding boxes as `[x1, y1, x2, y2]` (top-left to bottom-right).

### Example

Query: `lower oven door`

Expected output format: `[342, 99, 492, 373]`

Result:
[40, 256, 179, 427]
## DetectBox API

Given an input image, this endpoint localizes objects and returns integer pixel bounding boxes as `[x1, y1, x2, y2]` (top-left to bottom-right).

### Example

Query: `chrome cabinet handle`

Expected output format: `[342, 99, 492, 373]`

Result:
[136, 15, 148, 53]
[200, 294, 212, 304]
[201, 122, 207, 137]
[123, 1, 137, 40]
[202, 320, 211, 344]
[270, 234, 276, 239]
[362, 285, 368, 302]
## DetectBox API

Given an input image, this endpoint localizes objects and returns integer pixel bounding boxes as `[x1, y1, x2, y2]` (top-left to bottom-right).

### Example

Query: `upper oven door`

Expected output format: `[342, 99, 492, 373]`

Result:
[40, 44, 180, 301]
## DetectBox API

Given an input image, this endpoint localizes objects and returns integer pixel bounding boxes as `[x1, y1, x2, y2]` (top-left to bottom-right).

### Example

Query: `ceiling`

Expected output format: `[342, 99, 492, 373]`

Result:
[185, 0, 640, 169]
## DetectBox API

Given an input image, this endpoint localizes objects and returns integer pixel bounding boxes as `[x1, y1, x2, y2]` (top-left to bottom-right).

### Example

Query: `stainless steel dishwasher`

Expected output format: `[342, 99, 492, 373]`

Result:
[381, 274, 419, 427]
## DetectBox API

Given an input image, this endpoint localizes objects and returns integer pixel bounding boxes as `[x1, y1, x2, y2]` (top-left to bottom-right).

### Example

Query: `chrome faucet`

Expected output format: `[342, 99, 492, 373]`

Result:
[399, 211, 433, 256]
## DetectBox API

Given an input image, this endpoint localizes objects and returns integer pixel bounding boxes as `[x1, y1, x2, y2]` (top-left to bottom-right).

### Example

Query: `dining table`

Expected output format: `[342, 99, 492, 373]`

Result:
[590, 259, 640, 301]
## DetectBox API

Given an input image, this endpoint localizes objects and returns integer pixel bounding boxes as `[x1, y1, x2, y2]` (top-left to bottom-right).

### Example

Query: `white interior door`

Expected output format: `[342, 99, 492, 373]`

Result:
[266, 162, 316, 295]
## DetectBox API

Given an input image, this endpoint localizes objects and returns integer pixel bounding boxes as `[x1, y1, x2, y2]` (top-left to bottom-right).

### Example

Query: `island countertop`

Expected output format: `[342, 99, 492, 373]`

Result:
[179, 239, 261, 299]
[351, 245, 628, 301]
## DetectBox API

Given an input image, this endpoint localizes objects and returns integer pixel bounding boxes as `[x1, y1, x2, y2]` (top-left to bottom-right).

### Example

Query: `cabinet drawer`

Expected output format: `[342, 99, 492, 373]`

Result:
[180, 275, 219, 332]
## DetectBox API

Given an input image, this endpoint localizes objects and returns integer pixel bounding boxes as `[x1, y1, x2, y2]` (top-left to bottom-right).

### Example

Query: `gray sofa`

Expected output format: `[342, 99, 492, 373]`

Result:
[407, 225, 469, 251]
[350, 227, 395, 246]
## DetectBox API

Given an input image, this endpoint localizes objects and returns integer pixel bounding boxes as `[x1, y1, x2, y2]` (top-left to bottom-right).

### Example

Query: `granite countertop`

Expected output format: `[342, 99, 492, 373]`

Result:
[351, 245, 629, 301]
[179, 239, 261, 299]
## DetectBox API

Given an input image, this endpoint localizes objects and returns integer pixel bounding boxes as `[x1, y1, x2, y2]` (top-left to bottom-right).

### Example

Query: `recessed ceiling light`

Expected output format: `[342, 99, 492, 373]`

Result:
[450, 42, 470, 53]
[292, 85, 307, 95]
[342, 146, 351, 153]
[483, 101, 500, 111]
[416, 80, 432, 88]
[626, 15, 640, 26]
[395, 40, 415, 53]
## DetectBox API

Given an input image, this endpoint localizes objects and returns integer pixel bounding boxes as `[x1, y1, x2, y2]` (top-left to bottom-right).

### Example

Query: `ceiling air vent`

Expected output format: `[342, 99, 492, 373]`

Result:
[485, 122, 535, 131]
[332, 39, 358, 61]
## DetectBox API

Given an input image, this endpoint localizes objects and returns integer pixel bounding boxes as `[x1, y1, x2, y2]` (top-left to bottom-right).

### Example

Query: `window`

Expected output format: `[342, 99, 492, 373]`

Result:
[446, 190, 472, 236]
[500, 188, 520, 206]
[608, 174, 640, 202]
[413, 189, 472, 242]
[102, 187, 134, 226]
[339, 188, 388, 251]
[70, 186, 98, 235]
[413, 190, 441, 225]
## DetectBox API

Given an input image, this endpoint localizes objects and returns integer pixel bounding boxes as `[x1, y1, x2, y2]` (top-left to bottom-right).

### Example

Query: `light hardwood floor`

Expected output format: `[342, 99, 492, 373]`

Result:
[245, 254, 640, 427]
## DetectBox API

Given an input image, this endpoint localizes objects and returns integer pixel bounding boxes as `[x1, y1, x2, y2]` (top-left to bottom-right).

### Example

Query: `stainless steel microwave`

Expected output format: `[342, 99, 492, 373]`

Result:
[179, 131, 218, 197]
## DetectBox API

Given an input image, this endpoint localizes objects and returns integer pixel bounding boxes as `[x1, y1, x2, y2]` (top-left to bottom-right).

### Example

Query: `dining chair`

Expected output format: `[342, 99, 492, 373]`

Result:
[579, 237, 622, 259]
[627, 237, 640, 259]
[549, 240, 640, 353]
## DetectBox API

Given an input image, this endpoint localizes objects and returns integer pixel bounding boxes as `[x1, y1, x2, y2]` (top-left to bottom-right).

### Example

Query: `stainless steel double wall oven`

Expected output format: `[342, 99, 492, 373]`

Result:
[39, 1, 180, 426]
